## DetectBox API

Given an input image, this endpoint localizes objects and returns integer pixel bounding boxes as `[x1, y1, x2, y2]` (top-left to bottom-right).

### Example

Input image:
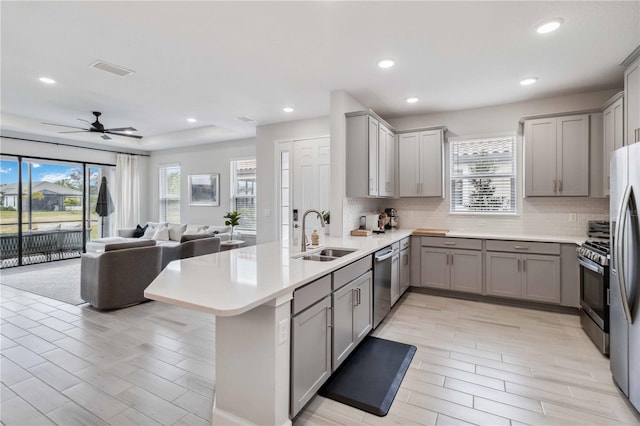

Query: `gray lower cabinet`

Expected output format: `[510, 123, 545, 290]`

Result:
[420, 247, 482, 294]
[290, 295, 331, 416]
[485, 251, 560, 303]
[332, 271, 372, 370]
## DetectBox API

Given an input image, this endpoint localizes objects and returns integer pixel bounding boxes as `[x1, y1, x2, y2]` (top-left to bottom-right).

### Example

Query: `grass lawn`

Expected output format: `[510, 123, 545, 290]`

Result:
[0, 210, 100, 238]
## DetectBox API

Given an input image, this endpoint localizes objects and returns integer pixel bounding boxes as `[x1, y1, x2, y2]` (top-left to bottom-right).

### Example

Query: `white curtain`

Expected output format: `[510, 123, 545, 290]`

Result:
[115, 154, 141, 229]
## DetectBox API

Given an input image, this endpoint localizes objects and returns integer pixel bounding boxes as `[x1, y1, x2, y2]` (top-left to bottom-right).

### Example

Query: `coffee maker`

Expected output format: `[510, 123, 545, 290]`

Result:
[384, 208, 398, 229]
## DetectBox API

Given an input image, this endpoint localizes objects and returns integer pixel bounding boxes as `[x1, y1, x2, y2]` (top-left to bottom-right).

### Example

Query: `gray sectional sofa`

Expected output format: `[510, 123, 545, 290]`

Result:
[81, 222, 223, 309]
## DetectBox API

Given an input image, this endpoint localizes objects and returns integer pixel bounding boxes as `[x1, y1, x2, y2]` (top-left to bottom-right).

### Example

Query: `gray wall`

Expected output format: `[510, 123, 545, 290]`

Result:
[148, 138, 255, 225]
[255, 117, 330, 244]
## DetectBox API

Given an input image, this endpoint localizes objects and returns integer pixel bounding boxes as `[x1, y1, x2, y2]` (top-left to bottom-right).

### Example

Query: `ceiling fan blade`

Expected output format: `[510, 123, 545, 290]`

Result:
[104, 127, 137, 132]
[105, 131, 143, 139]
[58, 131, 90, 134]
[78, 118, 92, 124]
[101, 134, 112, 140]
[42, 122, 89, 131]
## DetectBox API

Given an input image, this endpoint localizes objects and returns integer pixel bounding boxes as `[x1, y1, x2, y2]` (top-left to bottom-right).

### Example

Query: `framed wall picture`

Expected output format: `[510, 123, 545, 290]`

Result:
[188, 173, 220, 206]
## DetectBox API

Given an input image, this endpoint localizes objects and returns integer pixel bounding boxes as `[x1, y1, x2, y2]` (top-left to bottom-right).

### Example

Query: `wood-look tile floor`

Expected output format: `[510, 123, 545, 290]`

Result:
[296, 292, 640, 426]
[2, 283, 640, 426]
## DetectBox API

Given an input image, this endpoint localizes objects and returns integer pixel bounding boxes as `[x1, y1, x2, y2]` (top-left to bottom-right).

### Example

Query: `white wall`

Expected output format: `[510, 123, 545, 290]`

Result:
[255, 117, 330, 244]
[0, 134, 151, 222]
[148, 138, 255, 225]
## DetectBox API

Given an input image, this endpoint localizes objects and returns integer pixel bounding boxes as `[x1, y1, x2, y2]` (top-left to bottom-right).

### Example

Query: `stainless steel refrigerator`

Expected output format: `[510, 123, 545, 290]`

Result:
[610, 142, 640, 414]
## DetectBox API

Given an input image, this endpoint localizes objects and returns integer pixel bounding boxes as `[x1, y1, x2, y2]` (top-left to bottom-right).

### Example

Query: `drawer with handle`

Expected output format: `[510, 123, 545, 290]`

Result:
[485, 240, 560, 255]
[421, 236, 481, 250]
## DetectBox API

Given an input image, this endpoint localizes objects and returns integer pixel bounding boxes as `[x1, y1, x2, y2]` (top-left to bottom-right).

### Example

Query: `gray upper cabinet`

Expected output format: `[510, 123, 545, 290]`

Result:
[346, 112, 395, 198]
[398, 130, 444, 197]
[603, 94, 624, 196]
[624, 56, 640, 145]
[524, 115, 589, 196]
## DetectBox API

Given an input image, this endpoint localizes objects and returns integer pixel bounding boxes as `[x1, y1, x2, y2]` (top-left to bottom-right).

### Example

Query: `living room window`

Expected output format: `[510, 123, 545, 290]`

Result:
[450, 136, 516, 214]
[159, 164, 180, 223]
[230, 158, 256, 231]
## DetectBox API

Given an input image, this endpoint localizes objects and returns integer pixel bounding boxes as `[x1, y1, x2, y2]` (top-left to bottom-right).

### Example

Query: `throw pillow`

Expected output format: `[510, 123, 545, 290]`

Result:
[168, 223, 187, 242]
[152, 225, 170, 241]
[133, 224, 148, 238]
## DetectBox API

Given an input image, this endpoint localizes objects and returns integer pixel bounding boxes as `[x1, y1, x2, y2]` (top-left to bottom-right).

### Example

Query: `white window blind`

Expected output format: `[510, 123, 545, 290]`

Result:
[231, 159, 256, 230]
[159, 165, 180, 222]
[450, 136, 516, 214]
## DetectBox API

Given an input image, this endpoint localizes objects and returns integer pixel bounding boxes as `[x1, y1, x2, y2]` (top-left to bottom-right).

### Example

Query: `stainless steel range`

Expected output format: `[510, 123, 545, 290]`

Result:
[577, 221, 610, 355]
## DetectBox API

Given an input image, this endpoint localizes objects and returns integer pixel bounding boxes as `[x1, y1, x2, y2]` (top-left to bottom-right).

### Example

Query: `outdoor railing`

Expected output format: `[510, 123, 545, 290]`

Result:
[0, 229, 91, 268]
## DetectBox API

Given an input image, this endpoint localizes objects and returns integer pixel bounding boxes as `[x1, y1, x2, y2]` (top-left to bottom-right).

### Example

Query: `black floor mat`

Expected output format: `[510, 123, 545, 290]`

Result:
[319, 336, 416, 416]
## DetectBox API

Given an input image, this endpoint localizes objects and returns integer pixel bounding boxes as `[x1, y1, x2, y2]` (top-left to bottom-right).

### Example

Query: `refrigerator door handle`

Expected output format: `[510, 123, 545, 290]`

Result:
[615, 184, 633, 324]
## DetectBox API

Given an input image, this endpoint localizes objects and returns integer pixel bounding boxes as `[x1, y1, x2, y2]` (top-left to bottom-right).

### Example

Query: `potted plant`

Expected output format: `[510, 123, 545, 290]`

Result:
[322, 210, 330, 235]
[224, 211, 241, 241]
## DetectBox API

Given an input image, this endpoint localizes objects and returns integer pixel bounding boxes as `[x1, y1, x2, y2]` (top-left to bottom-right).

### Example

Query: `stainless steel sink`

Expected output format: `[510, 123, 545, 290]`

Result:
[294, 247, 357, 262]
[318, 248, 357, 258]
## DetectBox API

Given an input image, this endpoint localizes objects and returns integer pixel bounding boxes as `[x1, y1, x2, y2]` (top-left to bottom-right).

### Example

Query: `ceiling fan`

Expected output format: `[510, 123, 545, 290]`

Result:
[43, 111, 143, 140]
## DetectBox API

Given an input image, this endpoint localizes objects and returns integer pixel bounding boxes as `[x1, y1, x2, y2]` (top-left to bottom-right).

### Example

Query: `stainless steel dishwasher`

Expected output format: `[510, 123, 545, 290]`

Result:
[373, 245, 396, 328]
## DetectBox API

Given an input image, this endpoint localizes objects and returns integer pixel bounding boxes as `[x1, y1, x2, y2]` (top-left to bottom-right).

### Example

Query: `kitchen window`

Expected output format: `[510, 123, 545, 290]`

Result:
[159, 164, 181, 222]
[450, 136, 516, 214]
[230, 158, 256, 230]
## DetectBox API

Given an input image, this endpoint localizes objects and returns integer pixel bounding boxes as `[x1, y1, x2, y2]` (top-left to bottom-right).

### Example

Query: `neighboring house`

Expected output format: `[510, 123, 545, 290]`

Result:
[0, 181, 82, 211]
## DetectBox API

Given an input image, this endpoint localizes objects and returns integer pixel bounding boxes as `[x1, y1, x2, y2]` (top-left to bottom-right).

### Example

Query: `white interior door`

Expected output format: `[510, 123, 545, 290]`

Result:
[292, 137, 330, 240]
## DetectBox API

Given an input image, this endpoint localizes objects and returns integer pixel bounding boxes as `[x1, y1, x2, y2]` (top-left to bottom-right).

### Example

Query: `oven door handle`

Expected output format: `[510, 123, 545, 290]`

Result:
[577, 255, 604, 275]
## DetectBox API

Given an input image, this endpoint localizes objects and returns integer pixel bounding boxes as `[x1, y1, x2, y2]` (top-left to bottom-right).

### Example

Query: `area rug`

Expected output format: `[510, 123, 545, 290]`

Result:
[319, 336, 416, 416]
[0, 259, 84, 305]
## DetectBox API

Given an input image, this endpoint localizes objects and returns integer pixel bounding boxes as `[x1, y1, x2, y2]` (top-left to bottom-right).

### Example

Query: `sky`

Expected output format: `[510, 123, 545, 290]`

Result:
[0, 160, 88, 186]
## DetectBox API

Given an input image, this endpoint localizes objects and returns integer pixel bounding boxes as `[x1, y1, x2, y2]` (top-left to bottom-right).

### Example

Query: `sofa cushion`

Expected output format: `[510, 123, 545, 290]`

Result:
[142, 222, 167, 239]
[104, 239, 156, 251]
[152, 225, 170, 241]
[133, 224, 148, 238]
[184, 224, 208, 235]
[168, 223, 187, 241]
[181, 233, 216, 243]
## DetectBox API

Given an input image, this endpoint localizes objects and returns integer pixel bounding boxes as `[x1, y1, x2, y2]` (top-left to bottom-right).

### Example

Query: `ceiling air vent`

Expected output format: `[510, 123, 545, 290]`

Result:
[237, 116, 256, 123]
[89, 60, 135, 77]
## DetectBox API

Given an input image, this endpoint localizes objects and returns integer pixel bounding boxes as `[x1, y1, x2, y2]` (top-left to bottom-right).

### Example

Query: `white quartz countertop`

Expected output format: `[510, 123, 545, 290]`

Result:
[144, 229, 413, 316]
[435, 231, 585, 245]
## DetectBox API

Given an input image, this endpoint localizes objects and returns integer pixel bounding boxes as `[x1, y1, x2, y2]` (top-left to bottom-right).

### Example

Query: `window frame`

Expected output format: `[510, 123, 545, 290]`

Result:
[230, 157, 256, 231]
[448, 135, 517, 216]
[158, 163, 181, 223]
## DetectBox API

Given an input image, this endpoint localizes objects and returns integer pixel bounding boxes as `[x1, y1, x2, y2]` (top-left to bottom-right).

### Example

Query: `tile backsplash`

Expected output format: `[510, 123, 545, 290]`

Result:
[388, 197, 609, 237]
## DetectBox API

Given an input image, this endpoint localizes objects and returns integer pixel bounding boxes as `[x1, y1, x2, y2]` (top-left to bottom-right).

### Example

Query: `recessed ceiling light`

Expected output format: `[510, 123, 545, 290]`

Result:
[378, 59, 395, 69]
[520, 77, 538, 86]
[406, 97, 419, 104]
[124, 130, 133, 134]
[283, 107, 294, 113]
[536, 19, 563, 34]
[187, 118, 197, 123]
[39, 77, 56, 85]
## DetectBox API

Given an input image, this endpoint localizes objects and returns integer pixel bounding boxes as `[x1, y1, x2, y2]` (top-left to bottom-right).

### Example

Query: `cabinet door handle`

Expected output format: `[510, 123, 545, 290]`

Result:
[553, 179, 557, 192]
[445, 254, 449, 265]
[450, 254, 454, 266]
[522, 259, 526, 272]
[513, 245, 529, 250]
[357, 288, 361, 306]
[635, 128, 640, 143]
[352, 289, 358, 306]
[403, 254, 409, 266]
[444, 242, 456, 246]
[420, 183, 424, 194]
[326, 306, 332, 328]
[517, 258, 521, 272]
[558, 180, 563, 192]
[416, 182, 420, 195]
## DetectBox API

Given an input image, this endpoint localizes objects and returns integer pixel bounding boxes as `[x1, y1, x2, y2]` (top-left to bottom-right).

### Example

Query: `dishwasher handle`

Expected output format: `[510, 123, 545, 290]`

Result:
[375, 249, 394, 262]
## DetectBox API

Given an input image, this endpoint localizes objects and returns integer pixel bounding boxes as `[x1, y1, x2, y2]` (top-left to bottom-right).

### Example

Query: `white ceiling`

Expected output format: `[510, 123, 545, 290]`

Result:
[1, 1, 638, 151]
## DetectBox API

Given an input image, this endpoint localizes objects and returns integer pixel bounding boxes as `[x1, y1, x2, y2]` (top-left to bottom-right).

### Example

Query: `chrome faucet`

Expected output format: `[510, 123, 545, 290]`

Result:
[301, 209, 325, 252]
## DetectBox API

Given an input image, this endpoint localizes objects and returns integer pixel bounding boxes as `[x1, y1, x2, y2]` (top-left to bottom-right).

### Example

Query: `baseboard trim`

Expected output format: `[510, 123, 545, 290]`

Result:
[408, 286, 580, 315]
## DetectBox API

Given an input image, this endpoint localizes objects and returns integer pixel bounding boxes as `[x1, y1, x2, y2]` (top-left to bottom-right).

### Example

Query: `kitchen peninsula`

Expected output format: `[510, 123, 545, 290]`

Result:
[144, 230, 414, 425]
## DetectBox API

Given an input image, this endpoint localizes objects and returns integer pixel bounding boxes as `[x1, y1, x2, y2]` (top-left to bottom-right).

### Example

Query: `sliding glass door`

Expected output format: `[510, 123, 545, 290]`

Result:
[0, 155, 116, 268]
